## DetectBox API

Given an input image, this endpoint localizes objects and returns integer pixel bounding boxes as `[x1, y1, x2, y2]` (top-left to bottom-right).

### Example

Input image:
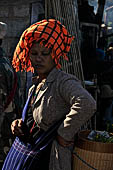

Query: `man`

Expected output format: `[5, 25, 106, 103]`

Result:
[2, 19, 96, 170]
[0, 22, 17, 168]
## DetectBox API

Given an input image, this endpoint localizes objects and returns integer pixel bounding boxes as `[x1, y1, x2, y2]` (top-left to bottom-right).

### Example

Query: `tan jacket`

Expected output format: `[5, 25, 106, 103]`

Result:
[29, 68, 96, 170]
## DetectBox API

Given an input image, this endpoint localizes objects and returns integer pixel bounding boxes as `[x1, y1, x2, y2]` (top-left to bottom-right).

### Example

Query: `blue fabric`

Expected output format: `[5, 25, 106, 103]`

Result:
[2, 137, 41, 170]
[22, 92, 33, 122]
[96, 48, 105, 61]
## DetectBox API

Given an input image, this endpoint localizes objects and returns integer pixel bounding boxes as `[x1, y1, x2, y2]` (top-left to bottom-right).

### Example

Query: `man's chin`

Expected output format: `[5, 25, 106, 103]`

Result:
[34, 68, 44, 75]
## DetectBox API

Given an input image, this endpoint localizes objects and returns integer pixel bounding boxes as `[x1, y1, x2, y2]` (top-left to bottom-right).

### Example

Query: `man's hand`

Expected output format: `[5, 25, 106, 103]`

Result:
[11, 119, 24, 136]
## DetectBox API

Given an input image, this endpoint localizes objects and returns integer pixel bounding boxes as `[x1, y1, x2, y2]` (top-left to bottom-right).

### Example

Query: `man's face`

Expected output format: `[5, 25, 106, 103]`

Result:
[29, 43, 55, 76]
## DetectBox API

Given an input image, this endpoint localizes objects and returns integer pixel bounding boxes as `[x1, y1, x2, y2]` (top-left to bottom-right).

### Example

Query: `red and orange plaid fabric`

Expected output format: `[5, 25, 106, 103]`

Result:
[12, 19, 74, 72]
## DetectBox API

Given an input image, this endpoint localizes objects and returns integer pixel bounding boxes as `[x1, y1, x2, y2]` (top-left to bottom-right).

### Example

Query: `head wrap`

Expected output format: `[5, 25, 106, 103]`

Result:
[12, 19, 74, 72]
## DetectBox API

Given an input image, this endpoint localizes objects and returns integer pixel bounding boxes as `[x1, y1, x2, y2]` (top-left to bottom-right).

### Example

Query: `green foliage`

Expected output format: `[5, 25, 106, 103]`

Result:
[93, 133, 113, 143]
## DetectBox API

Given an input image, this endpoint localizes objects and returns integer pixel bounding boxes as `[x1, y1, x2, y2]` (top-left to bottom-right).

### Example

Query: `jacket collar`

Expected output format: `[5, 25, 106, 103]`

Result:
[46, 67, 60, 83]
[32, 67, 60, 85]
[33, 68, 60, 105]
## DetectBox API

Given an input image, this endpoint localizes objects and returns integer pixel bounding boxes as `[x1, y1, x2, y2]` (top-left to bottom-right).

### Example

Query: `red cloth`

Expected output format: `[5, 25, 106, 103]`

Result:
[12, 19, 74, 72]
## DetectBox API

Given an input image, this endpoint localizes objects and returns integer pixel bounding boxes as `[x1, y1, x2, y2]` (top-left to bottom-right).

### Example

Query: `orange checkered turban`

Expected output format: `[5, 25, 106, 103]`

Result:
[12, 19, 74, 72]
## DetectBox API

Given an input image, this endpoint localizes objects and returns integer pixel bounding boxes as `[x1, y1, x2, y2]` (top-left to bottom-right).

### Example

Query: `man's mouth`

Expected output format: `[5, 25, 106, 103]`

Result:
[34, 64, 43, 69]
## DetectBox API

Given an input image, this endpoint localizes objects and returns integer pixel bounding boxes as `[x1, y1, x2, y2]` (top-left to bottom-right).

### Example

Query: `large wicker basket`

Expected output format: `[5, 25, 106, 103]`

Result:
[73, 130, 113, 170]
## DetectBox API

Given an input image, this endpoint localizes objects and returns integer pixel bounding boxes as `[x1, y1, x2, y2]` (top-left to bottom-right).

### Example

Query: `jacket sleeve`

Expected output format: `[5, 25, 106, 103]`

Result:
[57, 77, 96, 141]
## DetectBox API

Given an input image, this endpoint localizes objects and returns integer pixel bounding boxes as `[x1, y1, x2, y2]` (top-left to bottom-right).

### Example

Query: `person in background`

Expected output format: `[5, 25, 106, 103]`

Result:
[0, 22, 7, 57]
[106, 43, 113, 61]
[99, 84, 113, 131]
[0, 22, 17, 168]
[2, 19, 96, 170]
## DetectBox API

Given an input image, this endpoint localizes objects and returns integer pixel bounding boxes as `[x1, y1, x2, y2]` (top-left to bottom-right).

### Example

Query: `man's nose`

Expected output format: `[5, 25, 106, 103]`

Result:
[36, 53, 43, 61]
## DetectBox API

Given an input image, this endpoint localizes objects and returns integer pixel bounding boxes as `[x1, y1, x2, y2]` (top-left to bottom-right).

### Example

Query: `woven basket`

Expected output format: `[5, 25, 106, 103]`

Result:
[73, 130, 113, 170]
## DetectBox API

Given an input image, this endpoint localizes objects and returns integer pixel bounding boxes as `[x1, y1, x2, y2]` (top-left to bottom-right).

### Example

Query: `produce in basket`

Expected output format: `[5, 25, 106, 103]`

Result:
[87, 130, 113, 143]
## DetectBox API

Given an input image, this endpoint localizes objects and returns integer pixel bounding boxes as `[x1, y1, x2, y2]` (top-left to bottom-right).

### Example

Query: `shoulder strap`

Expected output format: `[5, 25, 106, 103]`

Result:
[22, 85, 37, 121]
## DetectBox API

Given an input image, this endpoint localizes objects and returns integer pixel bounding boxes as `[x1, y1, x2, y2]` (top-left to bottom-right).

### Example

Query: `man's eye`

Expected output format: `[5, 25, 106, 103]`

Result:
[31, 52, 37, 55]
[42, 52, 50, 56]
